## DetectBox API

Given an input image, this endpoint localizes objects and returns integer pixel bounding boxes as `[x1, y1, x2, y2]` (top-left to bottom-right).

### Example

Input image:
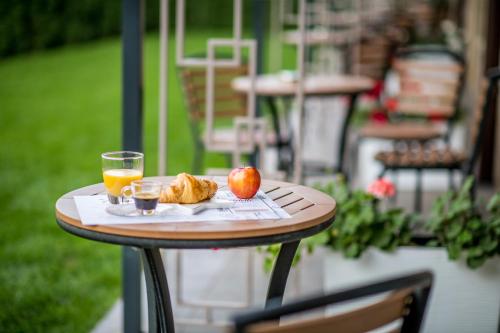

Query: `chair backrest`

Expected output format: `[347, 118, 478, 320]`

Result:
[464, 67, 500, 176]
[233, 271, 433, 333]
[354, 33, 393, 81]
[391, 47, 464, 119]
[179, 65, 248, 124]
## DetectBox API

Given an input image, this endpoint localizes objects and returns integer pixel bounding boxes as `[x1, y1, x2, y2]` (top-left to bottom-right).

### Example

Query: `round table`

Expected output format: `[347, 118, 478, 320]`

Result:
[232, 74, 375, 176]
[55, 177, 336, 333]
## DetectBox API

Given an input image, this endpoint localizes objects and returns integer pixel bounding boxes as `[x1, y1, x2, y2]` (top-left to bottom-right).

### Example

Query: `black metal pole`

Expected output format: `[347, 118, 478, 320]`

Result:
[252, 0, 265, 115]
[122, 0, 144, 332]
[251, 0, 266, 167]
[336, 93, 359, 177]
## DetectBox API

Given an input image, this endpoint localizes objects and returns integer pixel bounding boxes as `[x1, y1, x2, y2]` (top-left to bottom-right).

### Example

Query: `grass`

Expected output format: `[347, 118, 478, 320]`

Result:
[0, 31, 238, 332]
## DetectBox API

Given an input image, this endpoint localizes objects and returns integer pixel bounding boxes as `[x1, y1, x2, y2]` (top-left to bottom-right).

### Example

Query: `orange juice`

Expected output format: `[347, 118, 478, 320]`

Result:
[103, 169, 143, 197]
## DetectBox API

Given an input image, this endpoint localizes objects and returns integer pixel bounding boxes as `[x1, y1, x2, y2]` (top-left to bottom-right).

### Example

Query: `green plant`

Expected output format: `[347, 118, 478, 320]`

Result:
[260, 176, 412, 271]
[322, 176, 413, 258]
[426, 177, 500, 269]
[261, 176, 500, 272]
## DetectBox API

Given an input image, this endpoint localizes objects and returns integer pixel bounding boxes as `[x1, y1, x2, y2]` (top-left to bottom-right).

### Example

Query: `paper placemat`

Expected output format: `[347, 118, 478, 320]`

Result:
[74, 190, 290, 226]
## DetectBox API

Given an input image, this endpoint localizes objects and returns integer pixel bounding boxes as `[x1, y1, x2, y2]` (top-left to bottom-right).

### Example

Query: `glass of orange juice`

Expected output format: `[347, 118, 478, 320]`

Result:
[102, 151, 144, 204]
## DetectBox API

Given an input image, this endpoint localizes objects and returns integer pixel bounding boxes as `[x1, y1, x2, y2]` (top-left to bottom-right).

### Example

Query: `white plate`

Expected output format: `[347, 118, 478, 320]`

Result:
[174, 199, 234, 215]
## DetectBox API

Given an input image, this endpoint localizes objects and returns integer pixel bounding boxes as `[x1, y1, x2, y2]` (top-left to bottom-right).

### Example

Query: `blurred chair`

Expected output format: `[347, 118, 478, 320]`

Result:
[232, 270, 433, 333]
[352, 32, 395, 82]
[359, 47, 465, 143]
[179, 65, 278, 174]
[375, 67, 500, 212]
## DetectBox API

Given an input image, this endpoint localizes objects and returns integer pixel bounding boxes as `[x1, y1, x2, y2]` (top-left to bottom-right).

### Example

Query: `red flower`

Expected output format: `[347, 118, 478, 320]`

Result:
[367, 178, 396, 199]
[365, 80, 384, 99]
[384, 98, 399, 112]
[370, 109, 389, 123]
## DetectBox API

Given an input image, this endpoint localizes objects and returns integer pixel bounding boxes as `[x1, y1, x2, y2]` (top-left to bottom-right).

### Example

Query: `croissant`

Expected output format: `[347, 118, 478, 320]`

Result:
[160, 173, 218, 204]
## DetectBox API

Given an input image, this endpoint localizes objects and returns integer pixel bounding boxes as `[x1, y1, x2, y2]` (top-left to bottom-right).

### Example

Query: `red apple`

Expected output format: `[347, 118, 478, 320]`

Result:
[228, 167, 261, 199]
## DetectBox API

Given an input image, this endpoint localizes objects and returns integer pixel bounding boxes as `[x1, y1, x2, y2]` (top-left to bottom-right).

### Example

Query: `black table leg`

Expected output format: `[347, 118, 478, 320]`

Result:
[265, 240, 300, 307]
[266, 97, 288, 170]
[141, 248, 175, 333]
[337, 93, 359, 177]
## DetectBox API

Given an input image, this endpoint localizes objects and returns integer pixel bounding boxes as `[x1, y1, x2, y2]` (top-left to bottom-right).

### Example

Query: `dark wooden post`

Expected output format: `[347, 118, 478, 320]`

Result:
[122, 0, 144, 331]
[479, 0, 499, 183]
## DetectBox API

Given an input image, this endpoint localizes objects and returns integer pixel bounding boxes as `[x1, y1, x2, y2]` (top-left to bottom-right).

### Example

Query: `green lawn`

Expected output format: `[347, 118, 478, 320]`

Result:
[0, 31, 235, 332]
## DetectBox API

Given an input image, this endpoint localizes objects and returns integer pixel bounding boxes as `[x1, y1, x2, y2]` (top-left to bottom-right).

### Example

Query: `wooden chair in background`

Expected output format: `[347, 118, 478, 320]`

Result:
[374, 67, 500, 212]
[352, 32, 395, 82]
[232, 270, 433, 333]
[359, 47, 465, 144]
[349, 47, 464, 190]
[179, 65, 277, 174]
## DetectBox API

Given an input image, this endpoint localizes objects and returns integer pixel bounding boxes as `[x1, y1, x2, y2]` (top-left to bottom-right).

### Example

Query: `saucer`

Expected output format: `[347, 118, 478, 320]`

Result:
[105, 204, 175, 217]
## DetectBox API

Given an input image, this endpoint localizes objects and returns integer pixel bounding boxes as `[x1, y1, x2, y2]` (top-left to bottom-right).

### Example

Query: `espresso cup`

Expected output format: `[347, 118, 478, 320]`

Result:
[121, 180, 162, 215]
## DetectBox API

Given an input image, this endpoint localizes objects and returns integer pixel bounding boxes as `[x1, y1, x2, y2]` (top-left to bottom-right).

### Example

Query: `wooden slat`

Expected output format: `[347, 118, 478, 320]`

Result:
[261, 185, 280, 194]
[248, 289, 411, 333]
[267, 188, 294, 201]
[190, 94, 245, 104]
[275, 194, 303, 208]
[396, 102, 454, 117]
[182, 66, 248, 78]
[360, 122, 443, 140]
[393, 59, 464, 73]
[398, 91, 457, 102]
[283, 199, 314, 215]
[191, 108, 247, 121]
[399, 76, 460, 88]
[185, 82, 233, 92]
[359, 51, 388, 62]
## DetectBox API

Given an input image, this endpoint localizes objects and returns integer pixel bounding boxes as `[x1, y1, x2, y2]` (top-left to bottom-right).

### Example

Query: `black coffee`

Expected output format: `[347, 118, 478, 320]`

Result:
[134, 192, 160, 211]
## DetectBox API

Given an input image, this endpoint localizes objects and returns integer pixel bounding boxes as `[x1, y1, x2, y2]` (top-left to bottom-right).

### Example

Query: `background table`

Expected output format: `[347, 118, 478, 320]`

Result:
[55, 177, 336, 333]
[232, 74, 375, 175]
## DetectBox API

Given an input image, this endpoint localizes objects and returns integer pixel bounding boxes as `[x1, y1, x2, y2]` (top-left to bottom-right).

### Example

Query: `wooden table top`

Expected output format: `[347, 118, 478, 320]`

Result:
[55, 177, 336, 245]
[231, 73, 375, 97]
[283, 29, 359, 46]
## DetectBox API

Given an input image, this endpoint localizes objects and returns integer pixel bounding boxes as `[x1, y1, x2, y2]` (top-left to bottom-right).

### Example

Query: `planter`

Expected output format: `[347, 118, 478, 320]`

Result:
[324, 247, 500, 333]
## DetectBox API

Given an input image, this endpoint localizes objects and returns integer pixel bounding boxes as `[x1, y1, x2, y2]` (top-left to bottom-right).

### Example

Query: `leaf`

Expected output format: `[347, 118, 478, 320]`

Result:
[460, 176, 475, 197]
[372, 230, 392, 248]
[345, 243, 361, 258]
[456, 230, 472, 245]
[480, 236, 498, 253]
[263, 256, 274, 273]
[426, 240, 440, 247]
[487, 193, 500, 213]
[304, 231, 329, 248]
[490, 217, 500, 228]
[446, 223, 463, 239]
[447, 243, 461, 260]
[468, 218, 482, 230]
[467, 256, 487, 269]
[467, 247, 483, 257]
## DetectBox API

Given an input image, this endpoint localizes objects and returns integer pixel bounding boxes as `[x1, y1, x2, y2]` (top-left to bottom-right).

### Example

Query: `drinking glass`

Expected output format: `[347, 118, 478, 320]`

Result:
[121, 180, 163, 215]
[102, 151, 144, 204]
